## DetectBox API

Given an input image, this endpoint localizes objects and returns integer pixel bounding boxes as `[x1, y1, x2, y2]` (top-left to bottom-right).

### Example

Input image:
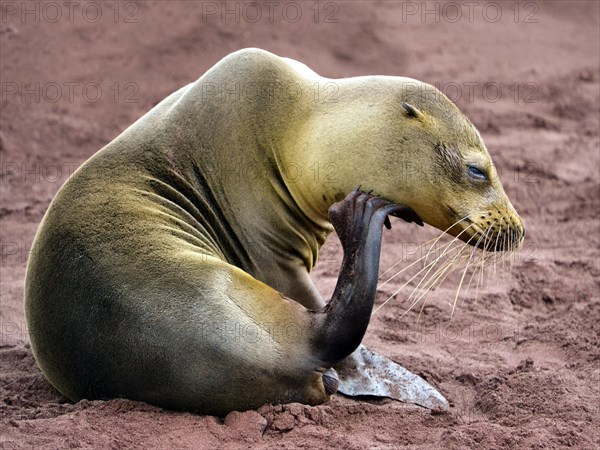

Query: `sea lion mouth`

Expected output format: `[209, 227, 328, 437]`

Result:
[389, 207, 424, 227]
[445, 206, 525, 252]
[352, 189, 424, 229]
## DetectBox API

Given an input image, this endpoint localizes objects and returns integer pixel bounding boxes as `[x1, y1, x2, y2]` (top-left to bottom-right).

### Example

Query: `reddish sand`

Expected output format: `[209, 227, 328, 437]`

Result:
[1, 1, 599, 448]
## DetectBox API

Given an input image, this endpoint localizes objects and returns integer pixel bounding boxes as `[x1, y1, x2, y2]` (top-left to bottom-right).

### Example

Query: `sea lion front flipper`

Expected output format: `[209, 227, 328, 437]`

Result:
[334, 344, 449, 411]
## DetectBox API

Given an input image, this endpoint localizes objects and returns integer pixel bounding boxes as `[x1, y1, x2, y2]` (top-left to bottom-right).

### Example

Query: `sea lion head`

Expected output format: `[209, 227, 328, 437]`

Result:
[368, 81, 525, 252]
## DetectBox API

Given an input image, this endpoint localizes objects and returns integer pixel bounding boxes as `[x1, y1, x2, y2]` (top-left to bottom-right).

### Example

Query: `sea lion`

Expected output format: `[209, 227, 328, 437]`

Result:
[25, 48, 524, 415]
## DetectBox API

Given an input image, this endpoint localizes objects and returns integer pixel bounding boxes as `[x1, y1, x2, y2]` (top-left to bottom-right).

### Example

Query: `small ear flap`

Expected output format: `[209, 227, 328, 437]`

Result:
[401, 102, 424, 120]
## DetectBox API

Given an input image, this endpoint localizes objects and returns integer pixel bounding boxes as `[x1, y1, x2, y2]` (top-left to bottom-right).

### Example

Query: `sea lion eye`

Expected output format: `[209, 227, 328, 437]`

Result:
[468, 166, 487, 180]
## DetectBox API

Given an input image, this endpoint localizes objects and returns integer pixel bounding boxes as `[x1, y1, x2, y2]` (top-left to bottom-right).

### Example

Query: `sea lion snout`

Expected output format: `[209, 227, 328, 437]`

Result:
[449, 195, 525, 252]
[469, 211, 525, 252]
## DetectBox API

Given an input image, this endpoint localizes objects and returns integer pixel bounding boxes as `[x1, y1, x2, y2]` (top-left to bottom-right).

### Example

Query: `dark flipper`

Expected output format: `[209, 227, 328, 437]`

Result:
[312, 189, 412, 363]
[312, 190, 448, 411]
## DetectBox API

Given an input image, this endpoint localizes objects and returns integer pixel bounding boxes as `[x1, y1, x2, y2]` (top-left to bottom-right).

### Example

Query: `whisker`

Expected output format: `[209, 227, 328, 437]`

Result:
[403, 229, 480, 319]
[462, 225, 490, 303]
[450, 232, 483, 319]
[400, 224, 478, 312]
[509, 227, 518, 274]
[378, 249, 441, 289]
[501, 223, 509, 272]
[408, 252, 470, 318]
[416, 243, 477, 320]
[375, 221, 479, 314]
[378, 236, 439, 280]
[373, 245, 463, 314]
[375, 211, 526, 320]
[422, 242, 475, 299]
[422, 214, 478, 268]
[408, 253, 467, 307]
[378, 224, 479, 289]
[465, 256, 483, 302]
[492, 217, 504, 277]
[479, 219, 497, 293]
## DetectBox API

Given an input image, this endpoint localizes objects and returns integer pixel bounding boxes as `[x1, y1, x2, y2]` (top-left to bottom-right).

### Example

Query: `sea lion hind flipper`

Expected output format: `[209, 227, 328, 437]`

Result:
[334, 344, 449, 411]
[313, 191, 401, 363]
[313, 191, 448, 411]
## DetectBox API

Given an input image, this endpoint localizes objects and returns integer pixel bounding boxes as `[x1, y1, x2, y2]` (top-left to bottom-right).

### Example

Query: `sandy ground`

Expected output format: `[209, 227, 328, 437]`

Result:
[1, 1, 599, 448]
